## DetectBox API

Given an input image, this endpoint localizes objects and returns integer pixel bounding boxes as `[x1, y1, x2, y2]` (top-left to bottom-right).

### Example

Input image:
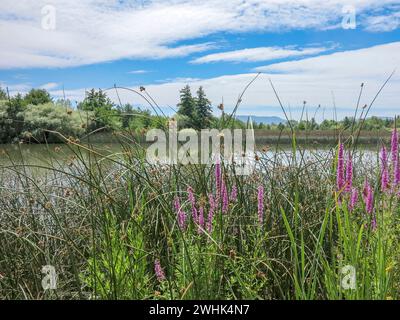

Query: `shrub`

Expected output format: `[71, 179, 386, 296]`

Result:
[22, 102, 92, 143]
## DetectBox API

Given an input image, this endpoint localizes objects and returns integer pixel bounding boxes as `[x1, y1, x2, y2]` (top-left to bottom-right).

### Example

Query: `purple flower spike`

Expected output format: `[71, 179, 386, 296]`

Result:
[154, 259, 165, 282]
[391, 128, 398, 163]
[371, 215, 377, 231]
[187, 186, 198, 223]
[215, 161, 222, 196]
[349, 188, 358, 212]
[345, 153, 353, 193]
[391, 128, 400, 186]
[207, 193, 215, 233]
[257, 185, 264, 225]
[337, 143, 345, 192]
[198, 206, 205, 234]
[230, 185, 238, 202]
[222, 180, 229, 213]
[395, 160, 400, 186]
[380, 146, 389, 192]
[363, 180, 374, 214]
[174, 197, 187, 230]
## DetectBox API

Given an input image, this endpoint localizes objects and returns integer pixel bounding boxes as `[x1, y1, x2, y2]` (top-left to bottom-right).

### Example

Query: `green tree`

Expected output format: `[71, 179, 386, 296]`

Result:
[277, 123, 285, 131]
[310, 118, 318, 130]
[177, 85, 195, 128]
[22, 102, 91, 143]
[128, 108, 153, 131]
[78, 89, 119, 129]
[0, 87, 7, 100]
[342, 116, 352, 130]
[23, 89, 52, 106]
[119, 104, 134, 129]
[194, 86, 212, 130]
[297, 120, 306, 130]
[0, 94, 26, 142]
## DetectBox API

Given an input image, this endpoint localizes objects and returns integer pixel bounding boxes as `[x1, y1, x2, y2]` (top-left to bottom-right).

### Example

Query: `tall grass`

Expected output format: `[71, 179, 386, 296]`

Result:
[0, 128, 399, 300]
[1, 74, 399, 299]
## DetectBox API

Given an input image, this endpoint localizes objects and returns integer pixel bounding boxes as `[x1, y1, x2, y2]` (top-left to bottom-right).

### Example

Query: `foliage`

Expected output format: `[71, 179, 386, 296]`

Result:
[0, 133, 399, 299]
[194, 86, 212, 130]
[0, 99, 25, 143]
[22, 102, 91, 143]
[0, 86, 7, 100]
[177, 85, 196, 128]
[177, 85, 214, 130]
[78, 89, 120, 130]
[23, 89, 53, 106]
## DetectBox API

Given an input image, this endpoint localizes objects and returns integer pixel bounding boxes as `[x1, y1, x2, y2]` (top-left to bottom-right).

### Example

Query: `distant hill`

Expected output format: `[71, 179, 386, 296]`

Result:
[236, 115, 286, 125]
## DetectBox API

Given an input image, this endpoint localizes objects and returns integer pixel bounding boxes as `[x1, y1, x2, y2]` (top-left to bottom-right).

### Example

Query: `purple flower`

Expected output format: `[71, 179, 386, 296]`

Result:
[380, 146, 389, 191]
[198, 206, 205, 234]
[187, 186, 198, 223]
[257, 185, 264, 225]
[207, 193, 215, 233]
[349, 188, 358, 212]
[154, 259, 165, 282]
[395, 160, 400, 186]
[391, 129, 400, 186]
[221, 179, 229, 213]
[337, 143, 345, 191]
[345, 153, 353, 193]
[215, 161, 222, 196]
[363, 180, 374, 214]
[174, 197, 187, 230]
[391, 128, 398, 163]
[230, 185, 238, 202]
[371, 215, 377, 231]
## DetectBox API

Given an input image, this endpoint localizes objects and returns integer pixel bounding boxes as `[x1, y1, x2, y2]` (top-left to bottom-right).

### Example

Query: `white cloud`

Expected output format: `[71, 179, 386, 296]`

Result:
[101, 42, 399, 120]
[191, 46, 330, 64]
[128, 70, 150, 74]
[156, 77, 202, 83]
[0, 82, 32, 95]
[253, 42, 399, 79]
[7, 42, 399, 120]
[40, 82, 59, 90]
[363, 12, 400, 32]
[0, 0, 399, 69]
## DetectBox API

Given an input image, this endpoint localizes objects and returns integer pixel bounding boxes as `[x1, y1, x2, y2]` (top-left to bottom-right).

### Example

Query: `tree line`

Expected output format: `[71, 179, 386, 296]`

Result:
[0, 85, 215, 143]
[0, 85, 396, 144]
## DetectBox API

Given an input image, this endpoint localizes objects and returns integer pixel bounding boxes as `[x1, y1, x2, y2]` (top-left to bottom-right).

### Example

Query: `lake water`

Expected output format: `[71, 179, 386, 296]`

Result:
[0, 143, 380, 169]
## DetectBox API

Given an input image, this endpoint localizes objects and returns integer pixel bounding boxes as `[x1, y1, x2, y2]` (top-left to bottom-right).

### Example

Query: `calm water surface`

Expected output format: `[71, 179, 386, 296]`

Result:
[0, 143, 380, 169]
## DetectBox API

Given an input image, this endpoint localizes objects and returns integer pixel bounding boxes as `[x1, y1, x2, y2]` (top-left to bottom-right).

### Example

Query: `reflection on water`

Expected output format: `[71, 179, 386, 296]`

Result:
[0, 142, 380, 171]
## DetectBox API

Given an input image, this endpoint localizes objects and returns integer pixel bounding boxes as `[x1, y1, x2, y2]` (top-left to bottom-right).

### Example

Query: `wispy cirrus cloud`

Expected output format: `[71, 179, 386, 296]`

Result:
[363, 11, 400, 32]
[127, 70, 151, 74]
[253, 42, 400, 79]
[191, 46, 332, 64]
[0, 0, 399, 69]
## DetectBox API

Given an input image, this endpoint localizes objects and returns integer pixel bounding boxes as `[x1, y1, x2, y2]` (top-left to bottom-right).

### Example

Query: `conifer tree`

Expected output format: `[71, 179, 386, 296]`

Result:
[177, 85, 195, 127]
[194, 86, 212, 130]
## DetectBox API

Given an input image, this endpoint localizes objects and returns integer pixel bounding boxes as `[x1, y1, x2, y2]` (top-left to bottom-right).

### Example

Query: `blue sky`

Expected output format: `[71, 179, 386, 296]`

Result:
[0, 0, 399, 120]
